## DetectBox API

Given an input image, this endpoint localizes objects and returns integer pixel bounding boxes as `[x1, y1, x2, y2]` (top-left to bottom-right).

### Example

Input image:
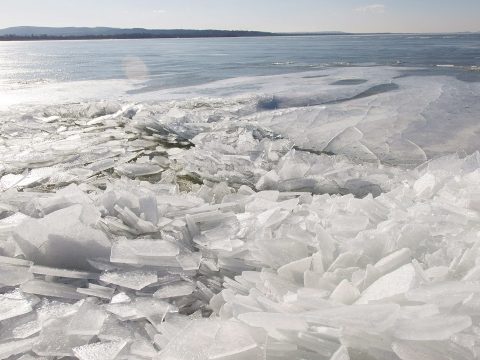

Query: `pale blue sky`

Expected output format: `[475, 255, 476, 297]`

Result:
[1, 0, 479, 33]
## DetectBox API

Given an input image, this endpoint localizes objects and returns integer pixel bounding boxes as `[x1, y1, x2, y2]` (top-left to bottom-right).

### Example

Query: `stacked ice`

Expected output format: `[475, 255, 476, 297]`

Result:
[1, 97, 480, 360]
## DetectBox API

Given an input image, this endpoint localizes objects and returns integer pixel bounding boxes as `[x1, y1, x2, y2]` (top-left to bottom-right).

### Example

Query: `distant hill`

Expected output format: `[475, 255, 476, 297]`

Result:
[0, 26, 272, 40]
[0, 26, 349, 40]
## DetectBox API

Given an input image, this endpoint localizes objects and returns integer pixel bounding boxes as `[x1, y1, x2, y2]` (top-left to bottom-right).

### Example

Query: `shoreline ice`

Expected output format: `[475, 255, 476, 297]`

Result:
[1, 66, 480, 359]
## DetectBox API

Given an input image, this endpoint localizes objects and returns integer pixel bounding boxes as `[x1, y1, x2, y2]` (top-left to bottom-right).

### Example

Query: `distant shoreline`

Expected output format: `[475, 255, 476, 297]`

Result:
[0, 33, 356, 42]
[0, 27, 354, 41]
[1, 33, 477, 42]
[0, 26, 476, 42]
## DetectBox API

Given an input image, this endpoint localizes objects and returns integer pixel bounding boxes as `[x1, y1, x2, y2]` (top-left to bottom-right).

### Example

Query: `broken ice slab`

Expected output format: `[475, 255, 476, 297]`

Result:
[20, 279, 85, 300]
[115, 163, 163, 178]
[67, 298, 108, 336]
[0, 264, 34, 286]
[180, 202, 239, 217]
[86, 157, 117, 173]
[0, 290, 34, 321]
[33, 183, 95, 216]
[99, 216, 137, 236]
[0, 312, 40, 342]
[155, 319, 221, 360]
[77, 283, 115, 300]
[330, 346, 350, 360]
[110, 239, 181, 267]
[13, 204, 111, 270]
[374, 248, 412, 276]
[0, 256, 33, 267]
[33, 315, 92, 357]
[277, 257, 312, 284]
[329, 280, 360, 305]
[35, 299, 82, 326]
[328, 215, 369, 235]
[104, 303, 139, 321]
[29, 265, 99, 280]
[99, 270, 158, 290]
[238, 312, 308, 331]
[392, 339, 474, 360]
[294, 288, 333, 310]
[125, 239, 179, 257]
[176, 249, 202, 271]
[393, 315, 472, 341]
[97, 315, 135, 342]
[135, 297, 174, 330]
[0, 174, 28, 191]
[208, 321, 260, 360]
[113, 205, 157, 233]
[304, 304, 400, 332]
[406, 281, 480, 307]
[153, 281, 195, 299]
[130, 339, 157, 358]
[153, 313, 191, 346]
[291, 332, 341, 358]
[356, 264, 416, 304]
[105, 296, 173, 329]
[0, 337, 38, 359]
[413, 173, 438, 197]
[0, 167, 56, 191]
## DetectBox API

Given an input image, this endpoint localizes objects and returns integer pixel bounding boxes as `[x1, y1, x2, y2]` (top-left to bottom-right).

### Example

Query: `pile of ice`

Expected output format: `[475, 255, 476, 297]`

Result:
[1, 99, 480, 359]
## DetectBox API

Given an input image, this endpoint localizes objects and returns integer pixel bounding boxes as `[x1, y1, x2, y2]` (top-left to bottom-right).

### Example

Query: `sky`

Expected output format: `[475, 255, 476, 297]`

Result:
[0, 0, 479, 33]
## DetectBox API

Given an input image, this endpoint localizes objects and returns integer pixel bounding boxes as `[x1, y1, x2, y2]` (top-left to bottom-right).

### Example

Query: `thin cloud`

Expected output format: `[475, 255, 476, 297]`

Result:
[153, 9, 167, 14]
[355, 4, 386, 14]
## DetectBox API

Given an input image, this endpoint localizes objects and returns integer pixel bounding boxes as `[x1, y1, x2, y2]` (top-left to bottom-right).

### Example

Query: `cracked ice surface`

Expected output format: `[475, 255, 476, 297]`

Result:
[1, 67, 480, 359]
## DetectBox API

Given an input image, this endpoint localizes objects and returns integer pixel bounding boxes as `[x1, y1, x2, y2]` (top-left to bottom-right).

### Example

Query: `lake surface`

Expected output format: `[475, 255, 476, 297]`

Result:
[0, 34, 479, 91]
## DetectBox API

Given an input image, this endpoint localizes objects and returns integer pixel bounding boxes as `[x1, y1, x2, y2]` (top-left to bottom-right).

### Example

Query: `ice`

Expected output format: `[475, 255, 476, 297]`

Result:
[154, 281, 195, 298]
[76, 283, 115, 300]
[277, 256, 312, 283]
[0, 256, 33, 267]
[393, 315, 472, 341]
[0, 290, 34, 321]
[1, 67, 480, 359]
[0, 264, 34, 286]
[113, 205, 157, 234]
[406, 282, 480, 307]
[33, 315, 91, 357]
[117, 238, 179, 258]
[0, 313, 39, 343]
[329, 280, 360, 305]
[305, 304, 400, 332]
[130, 339, 157, 358]
[29, 265, 99, 280]
[155, 319, 221, 360]
[0, 338, 38, 359]
[208, 321, 259, 360]
[373, 248, 412, 275]
[115, 163, 163, 178]
[356, 263, 417, 304]
[392, 340, 474, 360]
[331, 346, 350, 360]
[67, 299, 108, 336]
[99, 270, 158, 290]
[20, 279, 85, 300]
[11, 318, 41, 340]
[13, 204, 111, 270]
[72, 340, 127, 360]
[238, 312, 308, 331]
